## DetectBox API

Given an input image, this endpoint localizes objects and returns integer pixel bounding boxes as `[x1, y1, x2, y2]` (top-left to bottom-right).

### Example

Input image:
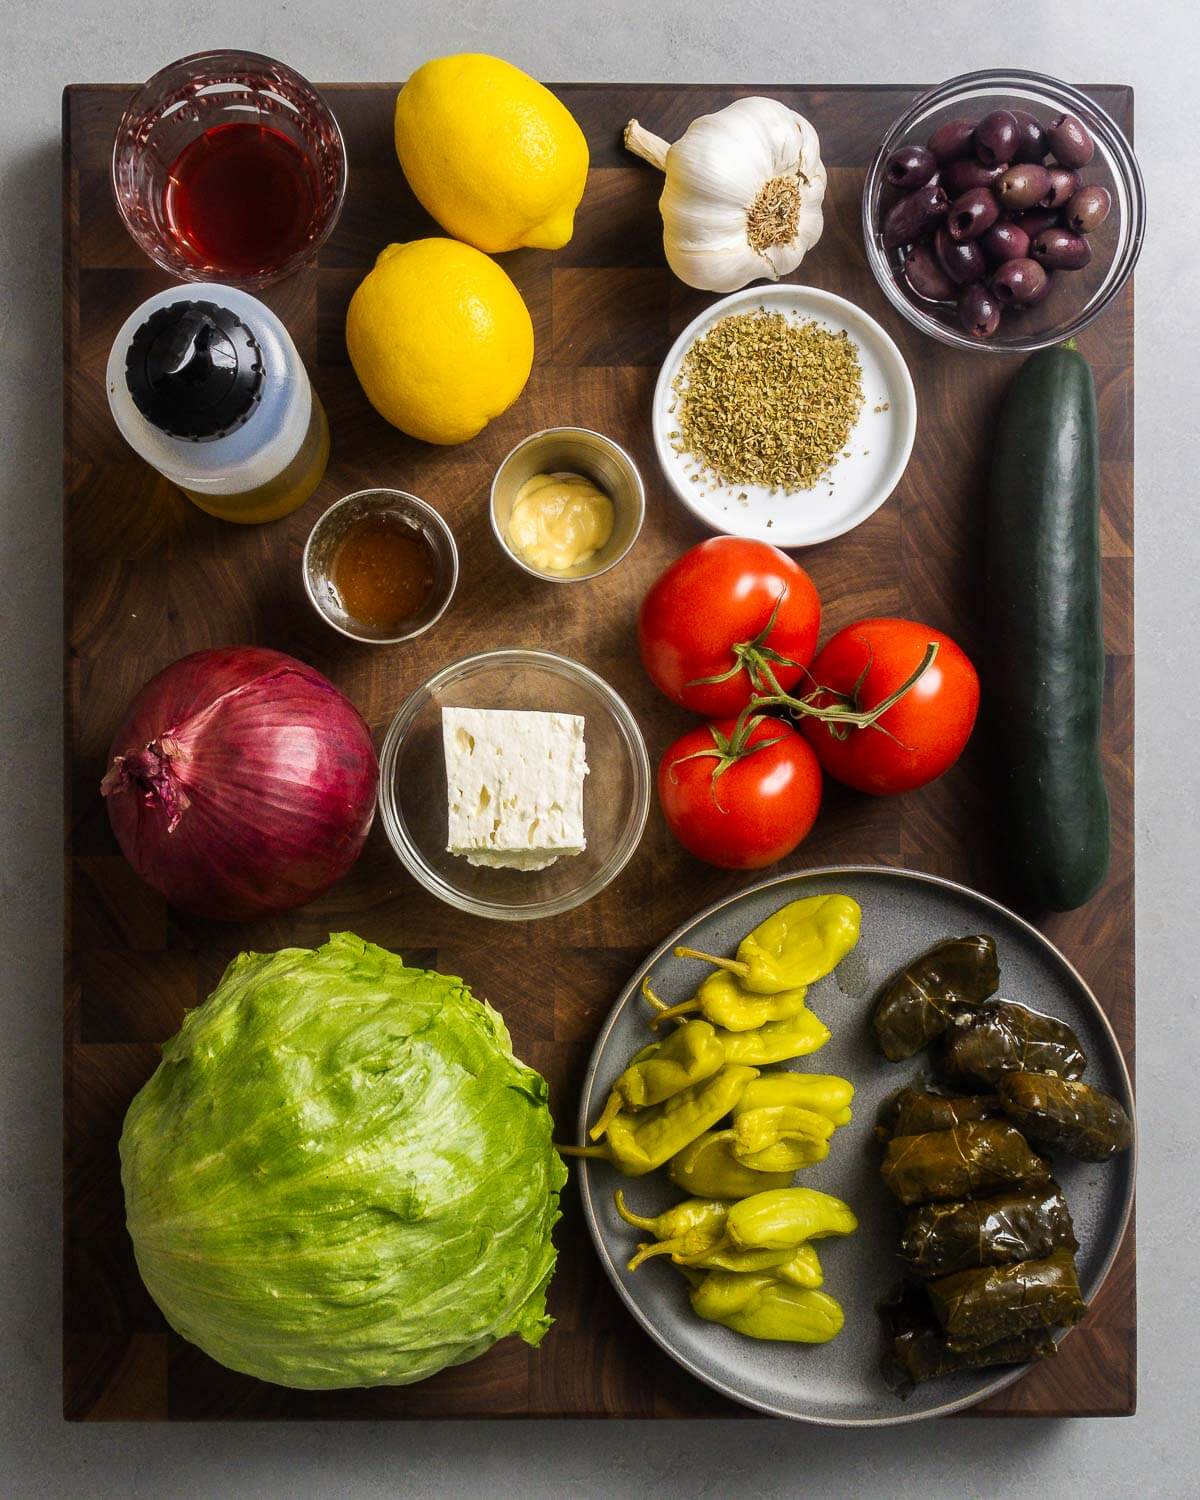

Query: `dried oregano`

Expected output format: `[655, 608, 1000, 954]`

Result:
[669, 310, 865, 493]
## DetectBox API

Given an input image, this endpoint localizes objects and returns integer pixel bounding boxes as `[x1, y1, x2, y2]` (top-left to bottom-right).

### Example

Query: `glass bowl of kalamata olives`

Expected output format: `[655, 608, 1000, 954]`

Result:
[863, 70, 1144, 351]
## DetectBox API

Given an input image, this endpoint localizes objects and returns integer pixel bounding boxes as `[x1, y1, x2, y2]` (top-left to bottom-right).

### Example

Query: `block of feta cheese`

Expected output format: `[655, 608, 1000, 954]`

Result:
[442, 707, 588, 870]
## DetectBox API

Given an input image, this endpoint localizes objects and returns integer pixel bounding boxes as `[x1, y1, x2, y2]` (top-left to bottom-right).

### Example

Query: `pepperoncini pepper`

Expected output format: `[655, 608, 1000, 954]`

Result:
[725, 1187, 859, 1250]
[589, 1020, 725, 1139]
[775, 1242, 823, 1289]
[559, 1065, 757, 1176]
[716, 1009, 831, 1066]
[688, 1271, 845, 1343]
[675, 894, 862, 994]
[734, 1072, 854, 1128]
[667, 1129, 794, 1199]
[731, 1104, 835, 1172]
[643, 972, 811, 1033]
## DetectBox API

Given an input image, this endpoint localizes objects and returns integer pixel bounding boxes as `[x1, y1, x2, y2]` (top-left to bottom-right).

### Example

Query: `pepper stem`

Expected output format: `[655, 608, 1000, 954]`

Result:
[556, 1143, 610, 1162]
[623, 119, 671, 172]
[588, 1091, 623, 1142]
[647, 996, 700, 1030]
[627, 1239, 678, 1272]
[613, 1189, 656, 1233]
[674, 946, 751, 979]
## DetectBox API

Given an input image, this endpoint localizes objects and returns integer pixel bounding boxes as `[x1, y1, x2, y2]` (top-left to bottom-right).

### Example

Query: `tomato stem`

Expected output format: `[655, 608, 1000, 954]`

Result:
[684, 591, 804, 694]
[666, 707, 786, 811]
[750, 642, 939, 739]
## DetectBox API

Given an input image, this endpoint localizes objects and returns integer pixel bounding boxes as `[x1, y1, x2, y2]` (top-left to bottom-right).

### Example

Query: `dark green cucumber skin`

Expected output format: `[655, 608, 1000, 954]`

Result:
[984, 344, 1109, 912]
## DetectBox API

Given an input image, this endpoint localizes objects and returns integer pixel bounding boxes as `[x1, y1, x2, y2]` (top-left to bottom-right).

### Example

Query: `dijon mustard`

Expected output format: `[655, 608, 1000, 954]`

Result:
[507, 471, 614, 573]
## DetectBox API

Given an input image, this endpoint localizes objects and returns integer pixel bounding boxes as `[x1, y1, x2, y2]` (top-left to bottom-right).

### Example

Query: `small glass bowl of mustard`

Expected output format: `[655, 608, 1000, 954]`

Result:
[303, 489, 459, 644]
[490, 427, 645, 584]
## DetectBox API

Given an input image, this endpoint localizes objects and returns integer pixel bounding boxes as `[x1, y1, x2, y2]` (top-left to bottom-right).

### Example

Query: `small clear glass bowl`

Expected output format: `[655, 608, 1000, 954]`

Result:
[378, 649, 650, 921]
[862, 69, 1145, 353]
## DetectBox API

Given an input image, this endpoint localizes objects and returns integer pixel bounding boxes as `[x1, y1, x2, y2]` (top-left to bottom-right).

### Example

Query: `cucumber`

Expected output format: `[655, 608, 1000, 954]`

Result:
[984, 341, 1109, 911]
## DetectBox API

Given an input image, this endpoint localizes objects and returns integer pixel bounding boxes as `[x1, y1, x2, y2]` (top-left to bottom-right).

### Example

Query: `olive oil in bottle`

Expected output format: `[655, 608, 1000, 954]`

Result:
[106, 285, 328, 524]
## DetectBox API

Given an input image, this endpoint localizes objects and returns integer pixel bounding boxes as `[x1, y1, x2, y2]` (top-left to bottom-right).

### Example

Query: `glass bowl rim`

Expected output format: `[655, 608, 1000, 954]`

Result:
[861, 68, 1145, 355]
[110, 47, 349, 291]
[377, 647, 652, 921]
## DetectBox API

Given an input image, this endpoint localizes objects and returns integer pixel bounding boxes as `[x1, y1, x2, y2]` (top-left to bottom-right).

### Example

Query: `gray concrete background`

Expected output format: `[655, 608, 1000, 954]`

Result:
[1, 2, 1195, 1495]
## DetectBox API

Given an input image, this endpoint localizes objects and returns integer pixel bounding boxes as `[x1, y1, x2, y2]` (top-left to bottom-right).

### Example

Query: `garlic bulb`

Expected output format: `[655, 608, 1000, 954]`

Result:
[624, 97, 826, 293]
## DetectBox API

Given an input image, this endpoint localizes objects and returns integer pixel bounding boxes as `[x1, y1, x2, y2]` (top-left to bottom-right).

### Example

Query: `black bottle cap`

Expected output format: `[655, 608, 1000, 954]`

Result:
[125, 300, 264, 441]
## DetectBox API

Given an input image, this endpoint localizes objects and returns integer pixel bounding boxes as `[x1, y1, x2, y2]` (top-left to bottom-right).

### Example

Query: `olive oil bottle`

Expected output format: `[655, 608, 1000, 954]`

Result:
[106, 285, 328, 524]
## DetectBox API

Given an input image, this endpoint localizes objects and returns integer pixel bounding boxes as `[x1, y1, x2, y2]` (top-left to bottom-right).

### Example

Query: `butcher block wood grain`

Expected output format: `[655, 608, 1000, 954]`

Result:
[63, 82, 1136, 1421]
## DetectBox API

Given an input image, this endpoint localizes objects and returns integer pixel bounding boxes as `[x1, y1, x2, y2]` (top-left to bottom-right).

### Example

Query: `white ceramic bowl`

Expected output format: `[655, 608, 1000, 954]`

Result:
[652, 285, 917, 548]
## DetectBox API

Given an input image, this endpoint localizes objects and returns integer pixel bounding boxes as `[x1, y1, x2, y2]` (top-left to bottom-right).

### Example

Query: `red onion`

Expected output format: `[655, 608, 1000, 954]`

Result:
[101, 647, 378, 920]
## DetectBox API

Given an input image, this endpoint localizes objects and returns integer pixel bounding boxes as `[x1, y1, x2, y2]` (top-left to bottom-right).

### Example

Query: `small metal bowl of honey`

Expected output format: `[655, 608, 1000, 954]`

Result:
[303, 489, 459, 644]
[490, 427, 645, 584]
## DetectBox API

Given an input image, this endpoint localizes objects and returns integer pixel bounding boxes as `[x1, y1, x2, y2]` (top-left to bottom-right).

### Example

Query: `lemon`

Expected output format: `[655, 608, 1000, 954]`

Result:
[346, 238, 534, 446]
[394, 54, 589, 253]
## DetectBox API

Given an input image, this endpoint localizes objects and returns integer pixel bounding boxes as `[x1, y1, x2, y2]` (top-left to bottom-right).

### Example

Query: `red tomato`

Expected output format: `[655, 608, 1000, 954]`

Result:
[638, 537, 821, 717]
[800, 618, 980, 796]
[658, 715, 823, 869]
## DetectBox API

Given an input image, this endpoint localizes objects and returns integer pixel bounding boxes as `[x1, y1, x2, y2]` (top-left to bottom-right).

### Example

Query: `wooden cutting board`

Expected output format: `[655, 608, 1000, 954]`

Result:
[63, 81, 1135, 1421]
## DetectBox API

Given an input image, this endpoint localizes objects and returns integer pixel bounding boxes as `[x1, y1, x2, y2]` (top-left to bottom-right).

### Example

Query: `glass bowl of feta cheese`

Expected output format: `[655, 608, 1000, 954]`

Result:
[378, 648, 651, 919]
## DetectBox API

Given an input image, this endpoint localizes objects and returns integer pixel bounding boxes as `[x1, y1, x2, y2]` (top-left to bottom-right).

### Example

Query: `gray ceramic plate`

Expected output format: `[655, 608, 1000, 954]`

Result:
[575, 866, 1136, 1426]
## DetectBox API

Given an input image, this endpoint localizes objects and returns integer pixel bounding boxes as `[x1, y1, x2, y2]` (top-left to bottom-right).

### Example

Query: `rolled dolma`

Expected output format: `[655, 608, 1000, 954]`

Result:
[998, 1072, 1133, 1161]
[940, 1000, 1087, 1090]
[880, 1120, 1051, 1206]
[927, 1247, 1087, 1350]
[876, 1086, 998, 1143]
[884, 1323, 1058, 1394]
[899, 1182, 1077, 1278]
[872, 935, 1000, 1061]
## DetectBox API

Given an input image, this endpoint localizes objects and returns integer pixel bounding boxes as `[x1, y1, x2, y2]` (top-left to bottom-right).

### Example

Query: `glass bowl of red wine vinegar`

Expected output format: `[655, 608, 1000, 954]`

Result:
[112, 49, 347, 289]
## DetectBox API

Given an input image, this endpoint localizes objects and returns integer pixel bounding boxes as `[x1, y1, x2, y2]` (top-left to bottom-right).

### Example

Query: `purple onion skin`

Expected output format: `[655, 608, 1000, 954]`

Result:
[927, 117, 976, 163]
[942, 158, 1007, 198]
[947, 187, 1000, 242]
[958, 283, 1001, 337]
[935, 224, 987, 285]
[100, 647, 379, 921]
[982, 220, 1031, 264]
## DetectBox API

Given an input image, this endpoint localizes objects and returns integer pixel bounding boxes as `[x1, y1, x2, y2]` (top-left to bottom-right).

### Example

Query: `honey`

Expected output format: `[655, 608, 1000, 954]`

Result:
[332, 513, 436, 633]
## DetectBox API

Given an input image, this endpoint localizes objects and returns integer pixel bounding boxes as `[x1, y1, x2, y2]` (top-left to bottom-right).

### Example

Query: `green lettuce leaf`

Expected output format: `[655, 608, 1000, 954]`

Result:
[120, 933, 566, 1388]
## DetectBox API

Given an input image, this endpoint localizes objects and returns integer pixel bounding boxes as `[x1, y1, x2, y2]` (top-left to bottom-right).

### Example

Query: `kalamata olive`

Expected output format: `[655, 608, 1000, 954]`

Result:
[927, 117, 976, 163]
[1011, 109, 1049, 163]
[903, 242, 957, 301]
[974, 109, 1018, 167]
[958, 283, 1001, 338]
[1047, 112, 1095, 168]
[1032, 227, 1093, 270]
[1040, 167, 1080, 210]
[982, 220, 1032, 264]
[1018, 267, 1055, 308]
[886, 143, 938, 190]
[1065, 183, 1112, 234]
[995, 164, 1053, 211]
[1014, 207, 1061, 239]
[881, 181, 949, 249]
[935, 224, 986, 285]
[947, 187, 1000, 242]
[942, 158, 1007, 198]
[990, 257, 1049, 306]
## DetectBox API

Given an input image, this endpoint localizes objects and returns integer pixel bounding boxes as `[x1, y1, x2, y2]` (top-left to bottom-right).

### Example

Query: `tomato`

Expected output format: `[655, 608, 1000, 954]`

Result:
[638, 537, 821, 717]
[799, 618, 980, 796]
[658, 714, 823, 869]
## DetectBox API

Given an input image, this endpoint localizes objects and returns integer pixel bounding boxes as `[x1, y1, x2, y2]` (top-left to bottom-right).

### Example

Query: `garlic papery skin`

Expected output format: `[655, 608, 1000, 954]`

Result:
[624, 97, 826, 293]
